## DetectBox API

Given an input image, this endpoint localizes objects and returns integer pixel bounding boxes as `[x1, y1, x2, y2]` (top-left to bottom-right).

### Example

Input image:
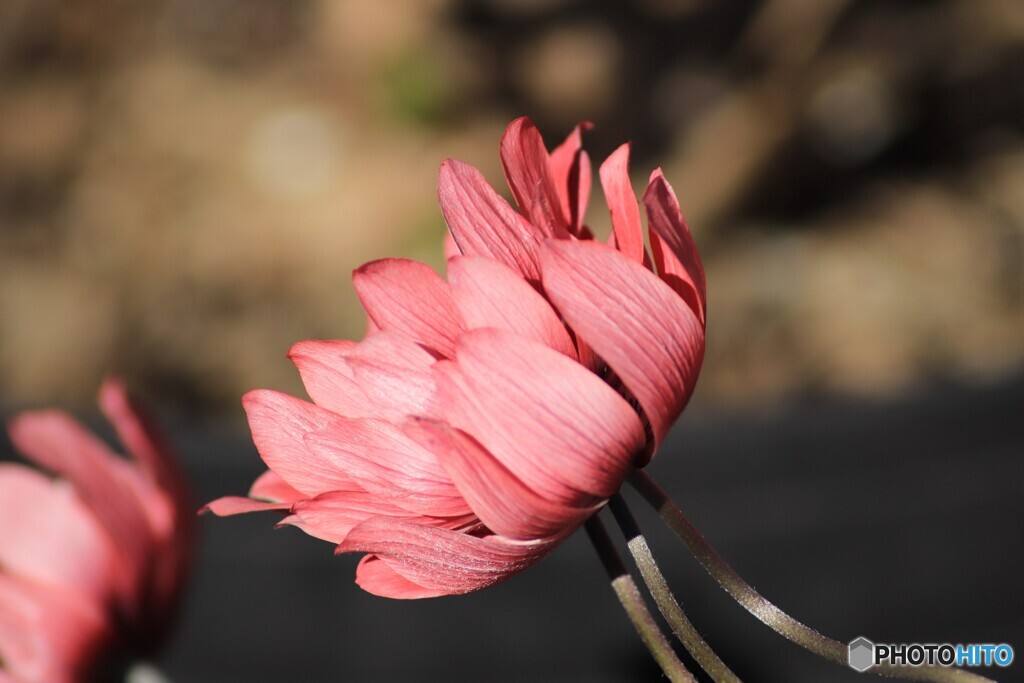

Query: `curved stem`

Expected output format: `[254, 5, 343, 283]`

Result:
[609, 494, 742, 682]
[629, 469, 995, 683]
[584, 516, 696, 683]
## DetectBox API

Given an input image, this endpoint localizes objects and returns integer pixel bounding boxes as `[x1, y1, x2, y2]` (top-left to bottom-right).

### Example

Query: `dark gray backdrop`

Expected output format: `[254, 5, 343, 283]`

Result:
[140, 377, 1024, 682]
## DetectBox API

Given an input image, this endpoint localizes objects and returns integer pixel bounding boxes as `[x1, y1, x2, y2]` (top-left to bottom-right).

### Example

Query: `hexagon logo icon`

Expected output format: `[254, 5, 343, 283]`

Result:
[849, 636, 876, 672]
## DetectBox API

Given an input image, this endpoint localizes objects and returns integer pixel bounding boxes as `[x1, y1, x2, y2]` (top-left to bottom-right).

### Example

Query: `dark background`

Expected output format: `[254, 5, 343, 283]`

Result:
[154, 375, 1020, 682]
[2, 374, 1021, 681]
[2, 0, 1023, 680]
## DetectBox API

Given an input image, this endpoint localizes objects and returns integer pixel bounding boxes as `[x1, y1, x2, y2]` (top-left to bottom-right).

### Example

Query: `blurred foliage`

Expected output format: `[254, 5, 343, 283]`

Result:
[0, 0, 1022, 417]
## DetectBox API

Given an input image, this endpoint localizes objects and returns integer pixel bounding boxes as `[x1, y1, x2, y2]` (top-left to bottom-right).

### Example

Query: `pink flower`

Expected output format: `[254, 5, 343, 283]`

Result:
[0, 379, 193, 683]
[206, 117, 705, 599]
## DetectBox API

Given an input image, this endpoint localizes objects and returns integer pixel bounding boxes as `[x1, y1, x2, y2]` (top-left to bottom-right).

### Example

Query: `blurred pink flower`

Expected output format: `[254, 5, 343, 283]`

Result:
[207, 116, 705, 599]
[0, 379, 192, 683]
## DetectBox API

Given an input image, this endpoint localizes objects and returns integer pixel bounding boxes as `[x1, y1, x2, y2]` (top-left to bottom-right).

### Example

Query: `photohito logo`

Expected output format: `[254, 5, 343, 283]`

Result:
[848, 637, 1014, 672]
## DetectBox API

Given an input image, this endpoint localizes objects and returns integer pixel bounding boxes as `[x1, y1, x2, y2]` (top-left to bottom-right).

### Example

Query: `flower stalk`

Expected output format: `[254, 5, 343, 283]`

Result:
[608, 494, 741, 682]
[628, 469, 995, 683]
[584, 516, 696, 683]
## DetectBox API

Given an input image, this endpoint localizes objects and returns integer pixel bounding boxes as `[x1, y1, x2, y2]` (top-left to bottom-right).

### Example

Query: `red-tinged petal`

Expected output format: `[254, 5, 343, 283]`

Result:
[600, 143, 646, 264]
[343, 332, 440, 420]
[339, 518, 556, 596]
[540, 239, 705, 462]
[353, 258, 465, 358]
[288, 492, 409, 544]
[570, 328, 602, 374]
[242, 390, 357, 497]
[405, 419, 596, 541]
[0, 575, 110, 683]
[549, 123, 593, 235]
[97, 378, 192, 625]
[201, 496, 292, 516]
[7, 411, 156, 612]
[643, 169, 706, 325]
[447, 255, 577, 359]
[500, 117, 570, 237]
[443, 230, 461, 261]
[0, 465, 118, 603]
[364, 313, 380, 337]
[288, 490, 477, 544]
[433, 329, 645, 504]
[304, 416, 472, 518]
[96, 382, 183, 537]
[576, 150, 592, 233]
[97, 379, 182, 499]
[650, 229, 704, 326]
[355, 555, 449, 599]
[548, 125, 583, 194]
[438, 159, 545, 282]
[249, 469, 305, 504]
[290, 334, 440, 422]
[0, 580, 43, 683]
[288, 340, 366, 417]
[608, 229, 655, 271]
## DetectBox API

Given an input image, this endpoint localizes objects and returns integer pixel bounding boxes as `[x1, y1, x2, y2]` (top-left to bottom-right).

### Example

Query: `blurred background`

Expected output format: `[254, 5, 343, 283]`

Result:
[2, 0, 1022, 413]
[1, 0, 1022, 681]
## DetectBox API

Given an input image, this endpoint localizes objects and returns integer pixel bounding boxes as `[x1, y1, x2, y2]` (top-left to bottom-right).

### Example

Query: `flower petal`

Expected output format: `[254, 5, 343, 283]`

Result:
[438, 159, 544, 282]
[0, 575, 110, 683]
[249, 469, 305, 504]
[443, 230, 462, 261]
[288, 490, 477, 544]
[540, 239, 705, 461]
[97, 379, 183, 497]
[339, 518, 556, 596]
[242, 390, 357, 497]
[291, 332, 439, 421]
[548, 123, 593, 235]
[433, 328, 645, 504]
[447, 255, 576, 359]
[303, 416, 471, 518]
[500, 117, 570, 237]
[353, 258, 465, 358]
[342, 332, 440, 419]
[6, 410, 156, 613]
[97, 378, 192, 624]
[643, 168, 706, 325]
[201, 496, 292, 516]
[287, 340, 366, 416]
[600, 143, 646, 264]
[354, 555, 448, 599]
[0, 464, 117, 602]
[404, 419, 596, 541]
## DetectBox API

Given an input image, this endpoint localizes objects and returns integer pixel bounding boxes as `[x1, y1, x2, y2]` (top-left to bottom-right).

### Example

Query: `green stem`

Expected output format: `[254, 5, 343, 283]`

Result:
[628, 469, 995, 683]
[584, 516, 696, 683]
[609, 494, 742, 682]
